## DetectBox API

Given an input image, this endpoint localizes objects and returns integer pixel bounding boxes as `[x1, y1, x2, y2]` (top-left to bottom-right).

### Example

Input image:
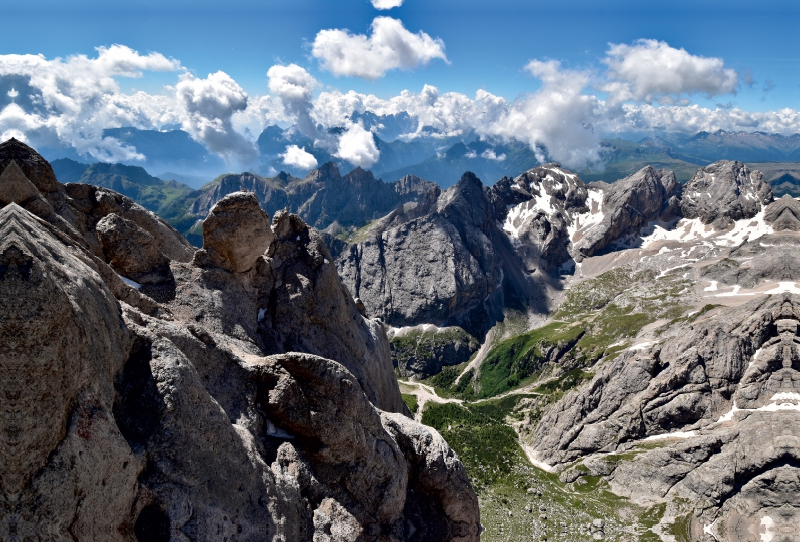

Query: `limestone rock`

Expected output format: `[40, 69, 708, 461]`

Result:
[0, 160, 41, 205]
[680, 160, 772, 228]
[199, 191, 274, 273]
[572, 166, 679, 259]
[389, 325, 479, 378]
[338, 171, 537, 338]
[0, 141, 479, 541]
[96, 212, 171, 284]
[489, 163, 588, 270]
[189, 163, 437, 232]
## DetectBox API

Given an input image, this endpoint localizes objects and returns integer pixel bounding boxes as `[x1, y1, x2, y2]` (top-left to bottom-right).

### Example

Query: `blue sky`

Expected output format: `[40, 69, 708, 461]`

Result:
[1, 0, 799, 168]
[4, 0, 798, 108]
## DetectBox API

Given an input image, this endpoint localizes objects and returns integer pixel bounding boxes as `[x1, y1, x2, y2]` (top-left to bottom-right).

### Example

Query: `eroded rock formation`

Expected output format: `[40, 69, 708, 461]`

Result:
[0, 139, 479, 541]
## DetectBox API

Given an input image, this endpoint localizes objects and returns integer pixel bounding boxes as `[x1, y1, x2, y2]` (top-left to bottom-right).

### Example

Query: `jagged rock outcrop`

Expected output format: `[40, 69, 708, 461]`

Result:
[572, 166, 679, 259]
[530, 294, 800, 539]
[680, 160, 773, 228]
[388, 325, 480, 378]
[489, 164, 588, 270]
[338, 171, 538, 338]
[766, 193, 800, 230]
[96, 213, 172, 284]
[189, 163, 438, 233]
[0, 140, 479, 541]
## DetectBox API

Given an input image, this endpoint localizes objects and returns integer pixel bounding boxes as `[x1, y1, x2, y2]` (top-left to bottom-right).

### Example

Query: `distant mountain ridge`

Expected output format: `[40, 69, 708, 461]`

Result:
[40, 123, 800, 196]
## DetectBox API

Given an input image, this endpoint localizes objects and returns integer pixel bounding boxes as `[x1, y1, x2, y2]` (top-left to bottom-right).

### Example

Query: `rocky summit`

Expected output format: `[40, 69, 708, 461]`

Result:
[0, 138, 479, 541]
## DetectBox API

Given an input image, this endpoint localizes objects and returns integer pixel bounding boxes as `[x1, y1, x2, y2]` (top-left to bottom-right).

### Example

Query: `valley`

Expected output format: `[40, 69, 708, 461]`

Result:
[44, 130, 800, 541]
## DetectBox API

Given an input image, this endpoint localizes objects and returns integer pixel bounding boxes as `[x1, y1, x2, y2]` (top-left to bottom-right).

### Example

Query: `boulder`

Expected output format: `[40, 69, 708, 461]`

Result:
[200, 191, 274, 273]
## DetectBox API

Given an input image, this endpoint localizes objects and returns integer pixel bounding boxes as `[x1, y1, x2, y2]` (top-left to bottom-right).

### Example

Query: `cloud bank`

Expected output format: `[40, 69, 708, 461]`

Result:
[0, 40, 797, 173]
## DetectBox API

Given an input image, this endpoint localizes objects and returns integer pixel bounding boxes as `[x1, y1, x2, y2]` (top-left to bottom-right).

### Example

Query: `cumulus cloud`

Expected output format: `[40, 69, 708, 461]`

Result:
[481, 149, 505, 161]
[336, 121, 380, 167]
[0, 45, 179, 161]
[267, 63, 320, 140]
[311, 17, 447, 80]
[482, 60, 602, 167]
[175, 71, 257, 163]
[1, 40, 799, 176]
[602, 39, 738, 104]
[371, 0, 404, 8]
[280, 144, 318, 170]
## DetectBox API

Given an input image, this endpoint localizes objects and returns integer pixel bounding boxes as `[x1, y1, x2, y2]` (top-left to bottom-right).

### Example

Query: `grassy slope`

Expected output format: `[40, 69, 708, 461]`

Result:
[422, 397, 670, 541]
[411, 265, 697, 541]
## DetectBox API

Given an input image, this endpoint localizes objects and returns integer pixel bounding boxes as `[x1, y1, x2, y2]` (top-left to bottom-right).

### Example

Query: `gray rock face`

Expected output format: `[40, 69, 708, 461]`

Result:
[530, 294, 800, 535]
[199, 191, 274, 273]
[489, 164, 588, 270]
[388, 325, 479, 378]
[190, 163, 438, 232]
[572, 166, 679, 260]
[680, 160, 773, 228]
[338, 171, 535, 338]
[0, 142, 479, 541]
[96, 212, 171, 284]
[765, 193, 800, 230]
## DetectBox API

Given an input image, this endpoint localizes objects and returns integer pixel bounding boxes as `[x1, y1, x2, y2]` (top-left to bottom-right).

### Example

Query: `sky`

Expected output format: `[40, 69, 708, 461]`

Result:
[0, 0, 799, 170]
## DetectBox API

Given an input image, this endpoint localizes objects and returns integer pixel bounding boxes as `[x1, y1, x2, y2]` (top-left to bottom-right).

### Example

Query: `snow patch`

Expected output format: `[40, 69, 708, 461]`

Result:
[503, 195, 556, 239]
[644, 431, 697, 441]
[760, 516, 776, 542]
[764, 282, 800, 294]
[118, 275, 141, 290]
[716, 285, 755, 297]
[568, 188, 604, 242]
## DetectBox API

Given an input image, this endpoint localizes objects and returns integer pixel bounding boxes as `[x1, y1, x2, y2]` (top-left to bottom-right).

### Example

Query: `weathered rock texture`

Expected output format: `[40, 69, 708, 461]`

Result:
[388, 325, 480, 378]
[572, 166, 680, 259]
[0, 139, 479, 542]
[190, 164, 437, 231]
[530, 293, 800, 539]
[680, 160, 773, 228]
[338, 171, 540, 338]
[489, 164, 588, 270]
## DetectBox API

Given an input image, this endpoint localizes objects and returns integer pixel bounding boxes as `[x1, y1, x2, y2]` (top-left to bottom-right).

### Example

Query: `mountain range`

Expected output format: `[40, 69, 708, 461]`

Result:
[41, 121, 800, 193]
[9, 134, 800, 540]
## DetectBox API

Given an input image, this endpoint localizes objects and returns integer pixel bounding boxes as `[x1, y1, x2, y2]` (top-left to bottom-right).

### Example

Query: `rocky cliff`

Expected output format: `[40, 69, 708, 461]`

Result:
[337, 171, 542, 340]
[189, 164, 437, 233]
[0, 138, 479, 542]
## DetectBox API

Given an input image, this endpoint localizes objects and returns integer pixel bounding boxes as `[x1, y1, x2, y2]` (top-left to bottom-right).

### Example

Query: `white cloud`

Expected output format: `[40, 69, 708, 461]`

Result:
[175, 71, 257, 163]
[280, 144, 318, 170]
[311, 17, 447, 80]
[481, 149, 505, 161]
[606, 103, 800, 136]
[0, 45, 180, 161]
[602, 39, 738, 104]
[267, 63, 322, 143]
[0, 41, 798, 176]
[371, 0, 404, 8]
[482, 60, 602, 168]
[336, 121, 380, 167]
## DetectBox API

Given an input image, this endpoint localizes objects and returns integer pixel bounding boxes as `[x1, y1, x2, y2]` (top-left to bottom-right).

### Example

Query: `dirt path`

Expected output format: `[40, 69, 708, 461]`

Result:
[454, 326, 496, 386]
[398, 380, 463, 422]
